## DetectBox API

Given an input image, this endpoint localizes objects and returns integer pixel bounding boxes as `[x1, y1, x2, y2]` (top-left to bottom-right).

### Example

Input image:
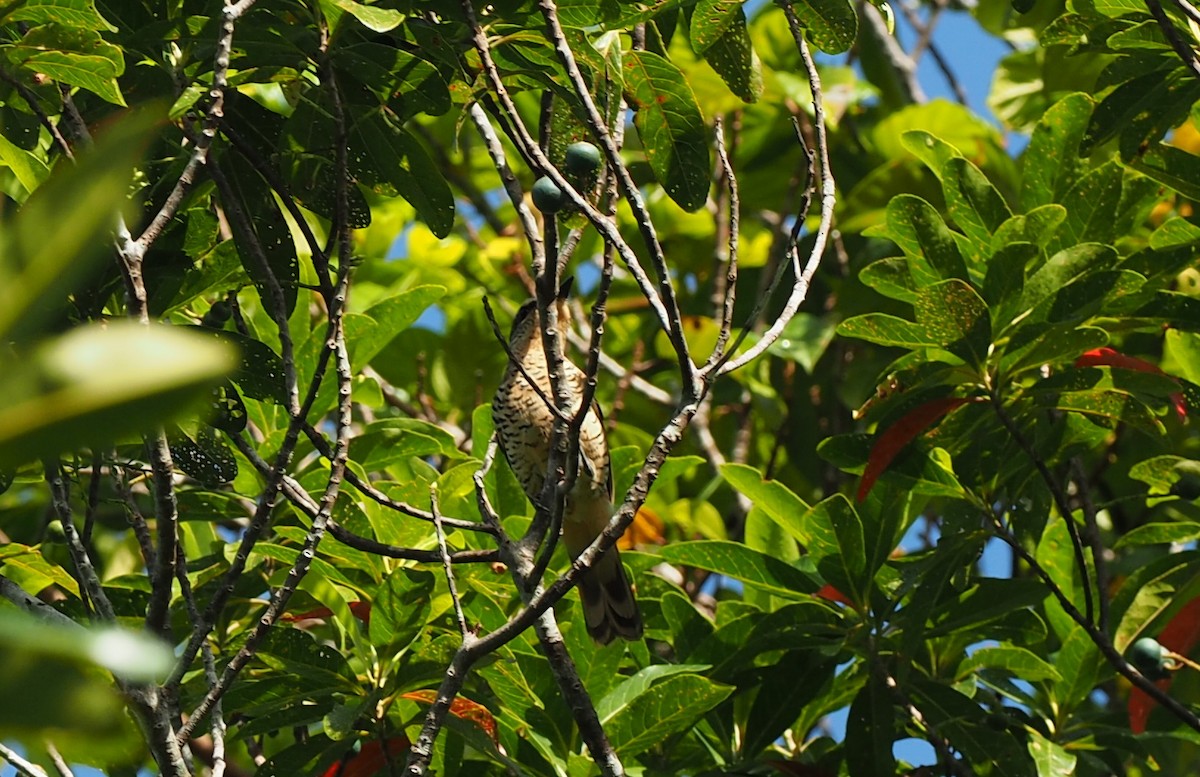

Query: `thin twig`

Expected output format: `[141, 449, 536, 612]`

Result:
[715, 19, 835, 376]
[993, 517, 1200, 732]
[432, 484, 471, 639]
[990, 393, 1095, 625]
[45, 462, 114, 621]
[0, 742, 50, 777]
[43, 742, 74, 777]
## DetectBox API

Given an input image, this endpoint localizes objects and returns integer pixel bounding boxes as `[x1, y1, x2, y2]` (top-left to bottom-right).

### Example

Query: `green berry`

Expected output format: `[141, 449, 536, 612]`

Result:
[203, 301, 232, 328]
[1129, 637, 1172, 680]
[564, 141, 602, 176]
[531, 176, 567, 213]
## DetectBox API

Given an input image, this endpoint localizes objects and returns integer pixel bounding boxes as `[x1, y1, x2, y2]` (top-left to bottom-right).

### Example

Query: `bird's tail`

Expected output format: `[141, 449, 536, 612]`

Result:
[577, 546, 643, 644]
[563, 500, 643, 644]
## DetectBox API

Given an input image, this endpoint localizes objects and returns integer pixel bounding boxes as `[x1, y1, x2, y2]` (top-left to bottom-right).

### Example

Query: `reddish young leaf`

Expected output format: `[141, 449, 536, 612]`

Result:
[320, 735, 411, 777]
[1076, 347, 1187, 419]
[814, 583, 854, 606]
[857, 397, 970, 502]
[402, 689, 498, 744]
[1128, 596, 1200, 733]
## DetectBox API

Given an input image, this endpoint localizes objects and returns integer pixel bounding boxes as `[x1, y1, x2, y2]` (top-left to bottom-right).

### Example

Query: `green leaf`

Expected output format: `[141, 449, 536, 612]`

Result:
[860, 257, 918, 304]
[168, 425, 237, 487]
[941, 157, 1012, 255]
[8, 23, 125, 105]
[720, 463, 811, 543]
[333, 42, 450, 120]
[1053, 161, 1122, 251]
[0, 132, 50, 195]
[690, 0, 743, 53]
[222, 155, 300, 317]
[1131, 143, 1200, 201]
[187, 328, 286, 404]
[0, 323, 235, 468]
[330, 0, 404, 31]
[742, 652, 840, 757]
[836, 314, 938, 349]
[1128, 455, 1193, 495]
[623, 50, 710, 211]
[702, 10, 763, 103]
[660, 540, 819, 597]
[2, 0, 115, 31]
[0, 108, 156, 341]
[802, 495, 867, 603]
[0, 543, 79, 597]
[901, 129, 964, 181]
[1020, 92, 1092, 210]
[1028, 731, 1077, 777]
[914, 279, 991, 367]
[1000, 324, 1109, 376]
[765, 313, 838, 372]
[596, 664, 714, 722]
[604, 674, 733, 758]
[790, 0, 858, 53]
[845, 675, 897, 777]
[349, 109, 455, 237]
[982, 241, 1036, 314]
[1019, 244, 1117, 320]
[882, 195, 969, 283]
[958, 646, 1062, 683]
[928, 578, 1050, 638]
[370, 568, 435, 656]
[911, 680, 1031, 767]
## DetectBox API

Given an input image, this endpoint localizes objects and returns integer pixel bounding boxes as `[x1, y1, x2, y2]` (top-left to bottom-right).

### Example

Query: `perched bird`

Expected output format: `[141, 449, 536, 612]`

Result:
[491, 289, 643, 644]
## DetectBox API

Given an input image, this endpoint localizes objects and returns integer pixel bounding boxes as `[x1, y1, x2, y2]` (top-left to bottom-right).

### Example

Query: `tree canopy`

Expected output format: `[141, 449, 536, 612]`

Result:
[3, 0, 1200, 774]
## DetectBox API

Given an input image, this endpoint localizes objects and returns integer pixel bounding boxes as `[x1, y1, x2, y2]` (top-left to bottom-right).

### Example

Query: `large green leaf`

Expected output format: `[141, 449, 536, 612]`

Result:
[660, 540, 819, 597]
[349, 108, 455, 237]
[845, 675, 896, 776]
[2, 0, 115, 31]
[914, 279, 991, 367]
[0, 109, 156, 342]
[603, 673, 733, 757]
[720, 463, 811, 544]
[690, 0, 744, 53]
[941, 157, 1012, 257]
[623, 50, 710, 211]
[790, 0, 858, 54]
[0, 323, 235, 468]
[880, 195, 969, 283]
[369, 568, 435, 656]
[802, 495, 866, 603]
[1021, 92, 1092, 210]
[702, 10, 763, 103]
[1131, 143, 1200, 201]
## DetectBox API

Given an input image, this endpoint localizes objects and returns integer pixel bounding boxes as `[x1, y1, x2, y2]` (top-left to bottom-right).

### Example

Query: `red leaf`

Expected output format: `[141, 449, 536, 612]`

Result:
[857, 397, 970, 502]
[1127, 597, 1200, 733]
[814, 584, 853, 607]
[1076, 347, 1188, 420]
[320, 735, 411, 777]
[402, 690, 498, 745]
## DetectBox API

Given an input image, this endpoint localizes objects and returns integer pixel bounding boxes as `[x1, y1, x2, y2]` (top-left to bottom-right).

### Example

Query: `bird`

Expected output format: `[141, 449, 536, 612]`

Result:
[491, 287, 643, 644]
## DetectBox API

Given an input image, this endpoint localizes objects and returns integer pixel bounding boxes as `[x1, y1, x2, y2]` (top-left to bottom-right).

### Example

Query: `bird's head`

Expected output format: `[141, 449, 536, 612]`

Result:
[508, 278, 574, 354]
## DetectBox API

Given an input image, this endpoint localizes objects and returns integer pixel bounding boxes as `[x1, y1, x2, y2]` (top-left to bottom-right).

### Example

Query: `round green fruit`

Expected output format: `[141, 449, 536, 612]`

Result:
[1129, 637, 1171, 680]
[564, 141, 602, 176]
[203, 300, 232, 328]
[531, 176, 567, 213]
